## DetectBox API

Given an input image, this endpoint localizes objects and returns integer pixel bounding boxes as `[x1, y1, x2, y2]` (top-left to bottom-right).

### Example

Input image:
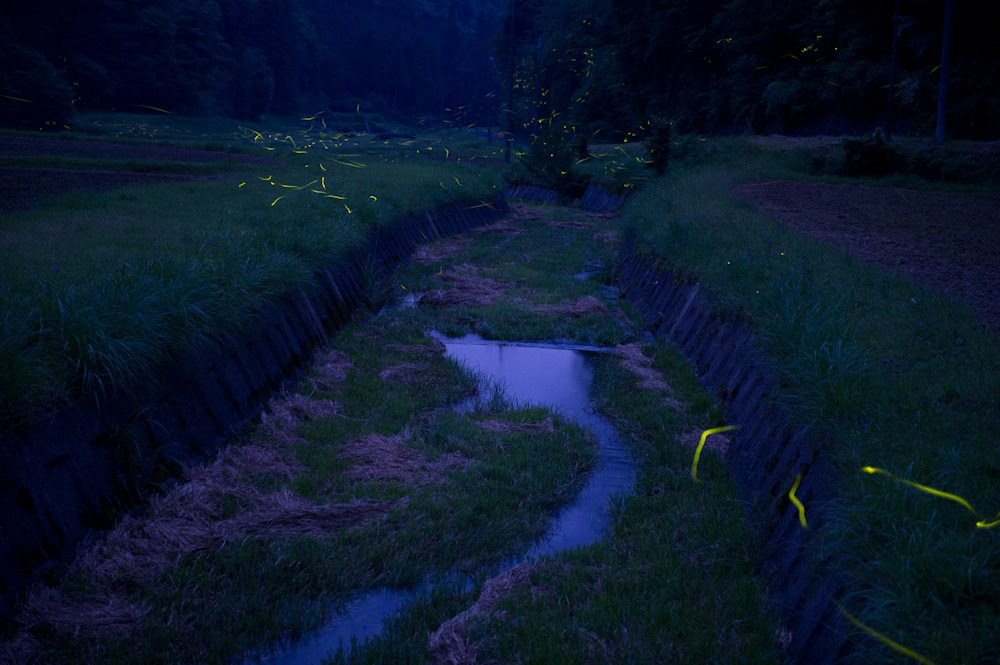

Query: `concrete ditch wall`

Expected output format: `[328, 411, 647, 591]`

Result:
[506, 182, 628, 212]
[0, 195, 511, 623]
[615, 243, 854, 664]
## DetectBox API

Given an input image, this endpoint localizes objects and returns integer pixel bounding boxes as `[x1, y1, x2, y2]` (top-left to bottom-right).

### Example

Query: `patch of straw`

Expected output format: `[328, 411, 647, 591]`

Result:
[472, 218, 522, 235]
[378, 362, 430, 384]
[679, 430, 731, 457]
[428, 562, 534, 665]
[386, 340, 447, 357]
[340, 430, 469, 486]
[0, 632, 44, 665]
[534, 296, 609, 318]
[613, 343, 688, 411]
[412, 237, 472, 264]
[18, 588, 149, 638]
[310, 349, 355, 391]
[475, 417, 555, 435]
[419, 267, 511, 309]
[549, 220, 594, 230]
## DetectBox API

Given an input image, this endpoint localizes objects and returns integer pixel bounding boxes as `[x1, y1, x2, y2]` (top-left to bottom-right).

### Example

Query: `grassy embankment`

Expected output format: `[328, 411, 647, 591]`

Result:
[620, 138, 999, 664]
[0, 113, 507, 428]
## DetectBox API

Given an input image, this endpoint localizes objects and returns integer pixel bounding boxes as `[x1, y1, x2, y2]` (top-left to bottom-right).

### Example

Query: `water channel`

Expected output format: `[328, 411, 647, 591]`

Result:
[255, 334, 636, 664]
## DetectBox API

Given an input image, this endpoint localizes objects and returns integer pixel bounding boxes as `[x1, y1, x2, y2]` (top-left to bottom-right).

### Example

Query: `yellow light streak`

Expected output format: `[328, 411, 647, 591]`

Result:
[789, 474, 808, 528]
[837, 604, 938, 665]
[132, 104, 172, 114]
[977, 512, 1000, 529]
[271, 196, 283, 206]
[1, 94, 34, 103]
[861, 466, 975, 513]
[691, 426, 740, 482]
[344, 204, 352, 213]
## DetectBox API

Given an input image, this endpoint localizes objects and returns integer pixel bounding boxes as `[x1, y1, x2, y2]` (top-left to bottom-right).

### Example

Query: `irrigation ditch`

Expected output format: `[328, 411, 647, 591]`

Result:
[3, 179, 850, 663]
[0, 195, 511, 624]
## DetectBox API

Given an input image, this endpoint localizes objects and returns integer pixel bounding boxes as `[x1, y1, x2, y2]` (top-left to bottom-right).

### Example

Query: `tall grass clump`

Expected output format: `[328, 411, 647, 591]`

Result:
[0, 123, 504, 426]
[621, 142, 1000, 664]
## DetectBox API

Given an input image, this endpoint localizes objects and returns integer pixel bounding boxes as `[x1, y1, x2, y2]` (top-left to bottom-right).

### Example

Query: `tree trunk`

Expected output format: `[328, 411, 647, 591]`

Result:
[935, 0, 954, 143]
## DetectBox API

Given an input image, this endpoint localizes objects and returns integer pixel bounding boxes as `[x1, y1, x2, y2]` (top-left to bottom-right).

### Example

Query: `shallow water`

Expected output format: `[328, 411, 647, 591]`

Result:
[254, 335, 636, 664]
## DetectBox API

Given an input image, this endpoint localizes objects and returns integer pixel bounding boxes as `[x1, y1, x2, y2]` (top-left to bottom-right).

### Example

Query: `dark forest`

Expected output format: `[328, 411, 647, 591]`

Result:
[2, 1, 1000, 135]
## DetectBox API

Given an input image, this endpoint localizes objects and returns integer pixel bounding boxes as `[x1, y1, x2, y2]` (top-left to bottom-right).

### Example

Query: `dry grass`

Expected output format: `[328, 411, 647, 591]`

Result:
[412, 237, 473, 264]
[533, 296, 609, 318]
[475, 417, 555, 435]
[0, 632, 44, 665]
[548, 220, 594, 230]
[679, 429, 731, 457]
[378, 362, 431, 384]
[19, 588, 149, 637]
[428, 562, 534, 665]
[339, 430, 470, 486]
[257, 393, 343, 445]
[613, 343, 688, 411]
[419, 265, 512, 309]
[385, 340, 447, 357]
[309, 349, 355, 392]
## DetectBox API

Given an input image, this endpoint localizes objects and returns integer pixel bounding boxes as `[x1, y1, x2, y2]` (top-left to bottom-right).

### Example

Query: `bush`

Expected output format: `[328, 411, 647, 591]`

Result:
[516, 127, 591, 197]
[645, 116, 672, 174]
[841, 130, 901, 177]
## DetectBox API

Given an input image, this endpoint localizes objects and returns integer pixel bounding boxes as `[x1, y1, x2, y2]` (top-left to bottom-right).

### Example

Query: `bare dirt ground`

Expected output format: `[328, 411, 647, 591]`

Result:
[0, 136, 277, 215]
[732, 180, 1000, 327]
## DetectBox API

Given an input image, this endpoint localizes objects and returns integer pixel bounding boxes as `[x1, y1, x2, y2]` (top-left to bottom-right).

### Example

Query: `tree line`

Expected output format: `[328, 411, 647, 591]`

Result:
[500, 0, 1000, 139]
[3, 0, 998, 139]
[0, 0, 502, 130]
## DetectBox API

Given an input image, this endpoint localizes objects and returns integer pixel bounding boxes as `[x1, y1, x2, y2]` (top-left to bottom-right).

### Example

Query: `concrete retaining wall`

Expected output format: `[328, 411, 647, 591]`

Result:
[506, 182, 628, 212]
[615, 243, 854, 664]
[0, 195, 511, 622]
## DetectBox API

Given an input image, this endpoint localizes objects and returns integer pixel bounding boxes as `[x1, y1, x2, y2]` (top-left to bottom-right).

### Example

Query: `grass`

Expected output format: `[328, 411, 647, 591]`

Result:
[0, 114, 507, 427]
[311, 201, 784, 664]
[453, 343, 781, 665]
[4, 198, 785, 664]
[399, 204, 642, 345]
[16, 319, 597, 665]
[621, 139, 1000, 664]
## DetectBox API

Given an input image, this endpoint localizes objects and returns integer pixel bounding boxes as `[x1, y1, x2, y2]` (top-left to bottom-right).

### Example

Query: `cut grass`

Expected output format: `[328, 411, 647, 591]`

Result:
[622, 141, 1000, 664]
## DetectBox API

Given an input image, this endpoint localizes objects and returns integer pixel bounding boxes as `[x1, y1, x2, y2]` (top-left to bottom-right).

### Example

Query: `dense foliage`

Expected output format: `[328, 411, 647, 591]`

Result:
[500, 0, 1000, 139]
[3, 0, 1000, 137]
[0, 0, 502, 127]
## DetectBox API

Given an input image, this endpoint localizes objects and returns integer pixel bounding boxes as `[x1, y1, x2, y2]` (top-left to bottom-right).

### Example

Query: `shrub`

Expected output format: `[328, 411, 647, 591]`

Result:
[516, 127, 591, 197]
[841, 130, 901, 177]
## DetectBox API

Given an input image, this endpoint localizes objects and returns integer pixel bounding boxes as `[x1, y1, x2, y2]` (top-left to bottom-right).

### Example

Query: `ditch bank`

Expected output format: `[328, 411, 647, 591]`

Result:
[614, 241, 852, 665]
[0, 195, 510, 625]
